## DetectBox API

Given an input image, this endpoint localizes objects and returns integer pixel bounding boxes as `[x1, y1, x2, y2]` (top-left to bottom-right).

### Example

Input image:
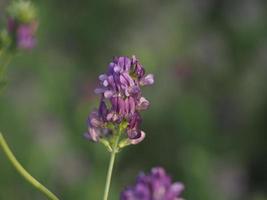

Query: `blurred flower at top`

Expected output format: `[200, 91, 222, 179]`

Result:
[85, 55, 154, 149]
[1, 0, 38, 51]
[121, 167, 184, 200]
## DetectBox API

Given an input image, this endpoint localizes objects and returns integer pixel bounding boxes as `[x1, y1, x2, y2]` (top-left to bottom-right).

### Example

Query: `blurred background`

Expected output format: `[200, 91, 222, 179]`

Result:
[0, 0, 267, 199]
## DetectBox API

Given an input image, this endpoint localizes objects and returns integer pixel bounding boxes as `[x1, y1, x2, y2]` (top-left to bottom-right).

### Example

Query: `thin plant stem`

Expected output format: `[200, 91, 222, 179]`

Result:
[103, 150, 116, 200]
[0, 132, 60, 200]
[102, 132, 121, 200]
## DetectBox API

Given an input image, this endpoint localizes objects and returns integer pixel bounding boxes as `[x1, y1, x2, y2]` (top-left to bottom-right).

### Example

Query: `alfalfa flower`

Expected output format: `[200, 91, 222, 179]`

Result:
[85, 56, 154, 200]
[121, 167, 184, 200]
[85, 55, 154, 150]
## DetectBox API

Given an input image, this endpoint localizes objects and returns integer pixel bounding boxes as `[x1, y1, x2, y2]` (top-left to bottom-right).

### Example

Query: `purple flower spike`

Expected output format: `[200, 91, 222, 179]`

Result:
[86, 56, 154, 147]
[121, 167, 184, 200]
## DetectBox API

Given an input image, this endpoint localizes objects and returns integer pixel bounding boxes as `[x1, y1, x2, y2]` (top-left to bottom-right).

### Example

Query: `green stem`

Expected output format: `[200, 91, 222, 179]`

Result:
[0, 132, 60, 200]
[103, 150, 116, 200]
[102, 132, 121, 200]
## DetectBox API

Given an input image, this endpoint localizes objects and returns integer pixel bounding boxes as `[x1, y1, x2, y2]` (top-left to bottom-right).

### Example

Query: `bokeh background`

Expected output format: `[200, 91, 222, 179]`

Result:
[1, 0, 267, 199]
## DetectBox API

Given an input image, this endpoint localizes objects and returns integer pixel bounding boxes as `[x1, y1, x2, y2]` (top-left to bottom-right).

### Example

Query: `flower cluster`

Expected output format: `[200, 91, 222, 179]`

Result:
[0, 1, 37, 51]
[85, 56, 154, 148]
[121, 167, 184, 200]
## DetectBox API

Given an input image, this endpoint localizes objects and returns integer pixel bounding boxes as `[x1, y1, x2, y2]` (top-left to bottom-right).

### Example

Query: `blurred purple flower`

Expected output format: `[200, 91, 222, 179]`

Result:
[85, 56, 154, 145]
[17, 22, 37, 49]
[121, 167, 184, 200]
[7, 17, 37, 50]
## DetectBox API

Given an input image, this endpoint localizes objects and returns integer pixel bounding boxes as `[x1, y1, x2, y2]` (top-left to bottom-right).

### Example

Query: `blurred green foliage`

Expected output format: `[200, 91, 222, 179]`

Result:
[0, 0, 267, 200]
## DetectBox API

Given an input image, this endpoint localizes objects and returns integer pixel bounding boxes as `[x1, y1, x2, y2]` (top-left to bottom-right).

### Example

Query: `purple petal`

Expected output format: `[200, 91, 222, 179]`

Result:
[106, 112, 119, 122]
[131, 55, 137, 64]
[120, 187, 135, 200]
[136, 64, 145, 77]
[120, 73, 135, 87]
[140, 74, 154, 86]
[129, 131, 145, 144]
[128, 112, 141, 129]
[170, 182, 184, 196]
[151, 167, 167, 177]
[107, 75, 116, 88]
[114, 65, 121, 73]
[94, 88, 105, 94]
[124, 97, 136, 115]
[124, 98, 129, 115]
[87, 127, 100, 142]
[118, 98, 125, 115]
[118, 56, 131, 71]
[137, 97, 150, 111]
[108, 62, 115, 74]
[84, 132, 91, 140]
[88, 111, 103, 127]
[99, 100, 108, 119]
[128, 97, 135, 114]
[129, 86, 140, 95]
[104, 90, 114, 98]
[99, 74, 108, 81]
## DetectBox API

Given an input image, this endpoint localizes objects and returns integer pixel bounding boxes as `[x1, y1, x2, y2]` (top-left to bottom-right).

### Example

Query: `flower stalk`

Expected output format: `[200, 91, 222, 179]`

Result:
[102, 128, 122, 200]
[0, 132, 60, 200]
[103, 148, 117, 200]
[85, 56, 154, 200]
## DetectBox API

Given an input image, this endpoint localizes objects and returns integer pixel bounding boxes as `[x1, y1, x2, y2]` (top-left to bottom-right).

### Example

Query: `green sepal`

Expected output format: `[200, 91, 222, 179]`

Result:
[99, 138, 112, 152]
[119, 120, 128, 132]
[118, 138, 131, 149]
[106, 123, 115, 131]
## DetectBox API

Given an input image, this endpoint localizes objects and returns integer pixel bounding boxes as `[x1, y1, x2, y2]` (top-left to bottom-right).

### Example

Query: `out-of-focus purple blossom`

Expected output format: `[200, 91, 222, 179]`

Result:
[121, 167, 184, 200]
[85, 56, 154, 146]
[6, 17, 37, 50]
[16, 22, 37, 49]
